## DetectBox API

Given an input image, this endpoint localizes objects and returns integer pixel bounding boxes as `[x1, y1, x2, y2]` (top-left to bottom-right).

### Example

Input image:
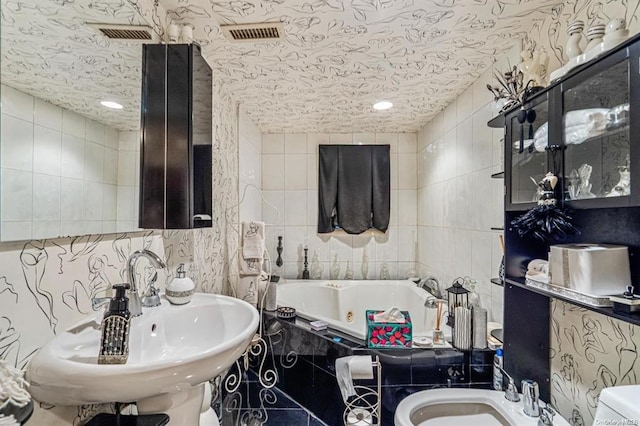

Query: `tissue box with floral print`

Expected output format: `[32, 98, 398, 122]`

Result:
[366, 310, 412, 349]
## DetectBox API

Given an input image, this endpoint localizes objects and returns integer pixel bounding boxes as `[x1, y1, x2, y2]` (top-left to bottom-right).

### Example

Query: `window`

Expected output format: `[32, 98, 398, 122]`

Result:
[317, 144, 390, 234]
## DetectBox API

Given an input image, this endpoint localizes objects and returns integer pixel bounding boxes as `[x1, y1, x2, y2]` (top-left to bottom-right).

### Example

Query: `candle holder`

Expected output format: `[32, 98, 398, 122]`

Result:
[302, 246, 310, 279]
[446, 278, 470, 327]
[276, 236, 283, 267]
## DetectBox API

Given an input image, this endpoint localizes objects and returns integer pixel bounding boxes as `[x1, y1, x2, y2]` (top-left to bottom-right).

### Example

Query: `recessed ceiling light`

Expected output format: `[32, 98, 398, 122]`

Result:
[373, 101, 393, 110]
[100, 100, 123, 110]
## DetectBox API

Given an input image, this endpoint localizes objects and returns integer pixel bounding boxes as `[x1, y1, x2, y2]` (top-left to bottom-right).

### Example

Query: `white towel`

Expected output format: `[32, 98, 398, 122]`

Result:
[238, 248, 262, 276]
[526, 259, 549, 283]
[453, 306, 472, 350]
[242, 221, 265, 259]
[237, 275, 258, 306]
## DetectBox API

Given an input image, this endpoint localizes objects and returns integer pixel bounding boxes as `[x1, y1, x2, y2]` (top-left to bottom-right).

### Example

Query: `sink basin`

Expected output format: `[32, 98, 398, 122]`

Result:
[27, 293, 259, 424]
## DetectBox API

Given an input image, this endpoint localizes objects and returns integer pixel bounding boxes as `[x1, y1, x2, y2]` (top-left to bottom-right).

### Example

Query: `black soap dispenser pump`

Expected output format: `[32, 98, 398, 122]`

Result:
[98, 283, 131, 365]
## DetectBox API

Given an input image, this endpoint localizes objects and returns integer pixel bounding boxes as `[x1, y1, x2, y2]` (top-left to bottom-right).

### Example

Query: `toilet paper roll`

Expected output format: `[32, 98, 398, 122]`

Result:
[349, 356, 374, 380]
[335, 355, 374, 402]
[347, 408, 373, 426]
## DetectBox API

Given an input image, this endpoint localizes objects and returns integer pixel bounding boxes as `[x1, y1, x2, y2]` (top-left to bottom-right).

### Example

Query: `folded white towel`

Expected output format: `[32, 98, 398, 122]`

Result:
[238, 248, 262, 276]
[526, 259, 549, 283]
[242, 221, 265, 259]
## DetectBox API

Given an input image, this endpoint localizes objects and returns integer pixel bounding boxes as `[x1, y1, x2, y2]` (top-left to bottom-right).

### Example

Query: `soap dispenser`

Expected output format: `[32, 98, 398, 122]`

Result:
[98, 283, 131, 365]
[166, 263, 195, 305]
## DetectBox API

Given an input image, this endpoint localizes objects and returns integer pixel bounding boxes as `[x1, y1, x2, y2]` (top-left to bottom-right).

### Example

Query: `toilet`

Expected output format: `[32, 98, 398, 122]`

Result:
[594, 385, 640, 421]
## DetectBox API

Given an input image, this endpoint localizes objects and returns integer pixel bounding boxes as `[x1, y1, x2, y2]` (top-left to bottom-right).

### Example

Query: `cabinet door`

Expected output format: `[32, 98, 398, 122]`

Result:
[561, 50, 631, 208]
[506, 96, 550, 210]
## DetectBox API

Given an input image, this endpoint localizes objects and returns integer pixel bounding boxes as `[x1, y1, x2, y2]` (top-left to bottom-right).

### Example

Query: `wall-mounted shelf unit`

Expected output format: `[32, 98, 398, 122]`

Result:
[491, 171, 504, 179]
[488, 31, 640, 405]
[505, 277, 640, 326]
[490, 278, 504, 287]
[490, 227, 504, 231]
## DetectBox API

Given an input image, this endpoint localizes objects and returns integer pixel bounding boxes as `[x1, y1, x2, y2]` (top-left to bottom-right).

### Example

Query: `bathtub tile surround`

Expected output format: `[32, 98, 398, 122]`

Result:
[262, 132, 418, 281]
[550, 300, 640, 425]
[416, 48, 514, 324]
[259, 313, 495, 425]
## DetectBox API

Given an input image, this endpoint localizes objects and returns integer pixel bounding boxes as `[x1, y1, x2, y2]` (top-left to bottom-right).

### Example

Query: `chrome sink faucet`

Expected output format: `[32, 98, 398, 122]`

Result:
[496, 365, 520, 403]
[522, 379, 540, 417]
[128, 249, 166, 316]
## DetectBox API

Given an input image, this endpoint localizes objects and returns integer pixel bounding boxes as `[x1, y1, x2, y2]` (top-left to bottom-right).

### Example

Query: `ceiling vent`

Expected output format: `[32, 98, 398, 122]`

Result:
[88, 24, 155, 42]
[221, 22, 285, 42]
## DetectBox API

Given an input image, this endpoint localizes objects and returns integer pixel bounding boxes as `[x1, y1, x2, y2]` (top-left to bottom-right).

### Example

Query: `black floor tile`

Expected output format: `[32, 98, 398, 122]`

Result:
[308, 415, 327, 426]
[220, 409, 309, 425]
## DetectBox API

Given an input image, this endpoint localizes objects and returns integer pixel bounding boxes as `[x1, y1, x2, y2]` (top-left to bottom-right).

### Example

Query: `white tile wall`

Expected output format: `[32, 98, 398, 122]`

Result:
[0, 84, 139, 241]
[262, 132, 418, 280]
[415, 45, 519, 323]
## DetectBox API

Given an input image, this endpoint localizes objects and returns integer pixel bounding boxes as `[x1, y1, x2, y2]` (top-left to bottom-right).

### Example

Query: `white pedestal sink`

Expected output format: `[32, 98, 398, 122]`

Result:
[26, 293, 259, 425]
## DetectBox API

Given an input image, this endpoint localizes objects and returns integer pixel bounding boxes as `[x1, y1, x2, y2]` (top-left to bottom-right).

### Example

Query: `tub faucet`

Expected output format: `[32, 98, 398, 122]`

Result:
[127, 249, 166, 316]
[418, 277, 442, 299]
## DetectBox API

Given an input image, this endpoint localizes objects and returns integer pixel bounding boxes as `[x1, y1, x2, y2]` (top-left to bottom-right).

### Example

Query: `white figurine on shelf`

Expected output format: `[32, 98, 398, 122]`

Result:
[577, 163, 596, 199]
[310, 251, 323, 279]
[585, 21, 606, 52]
[380, 260, 390, 280]
[344, 260, 354, 280]
[361, 246, 369, 280]
[330, 254, 341, 280]
[604, 18, 629, 42]
[607, 157, 631, 198]
[566, 20, 585, 60]
[518, 47, 549, 87]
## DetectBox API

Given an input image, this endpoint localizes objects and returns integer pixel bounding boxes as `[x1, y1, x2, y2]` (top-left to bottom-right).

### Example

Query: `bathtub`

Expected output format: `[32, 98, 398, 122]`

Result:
[276, 279, 447, 341]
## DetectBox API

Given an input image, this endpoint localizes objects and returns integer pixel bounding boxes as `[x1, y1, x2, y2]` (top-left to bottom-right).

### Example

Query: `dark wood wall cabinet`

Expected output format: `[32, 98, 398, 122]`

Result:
[140, 43, 213, 229]
[488, 33, 640, 402]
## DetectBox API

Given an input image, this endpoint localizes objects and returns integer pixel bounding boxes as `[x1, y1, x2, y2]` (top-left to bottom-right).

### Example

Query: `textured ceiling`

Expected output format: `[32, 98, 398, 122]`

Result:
[1, 0, 565, 133]
[167, 0, 565, 133]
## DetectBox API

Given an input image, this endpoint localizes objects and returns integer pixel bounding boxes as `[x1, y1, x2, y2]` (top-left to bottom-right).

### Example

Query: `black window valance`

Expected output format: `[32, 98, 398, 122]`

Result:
[317, 144, 390, 234]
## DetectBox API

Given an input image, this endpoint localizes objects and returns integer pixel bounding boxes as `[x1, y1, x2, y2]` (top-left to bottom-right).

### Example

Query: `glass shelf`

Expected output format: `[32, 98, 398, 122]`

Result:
[505, 277, 640, 327]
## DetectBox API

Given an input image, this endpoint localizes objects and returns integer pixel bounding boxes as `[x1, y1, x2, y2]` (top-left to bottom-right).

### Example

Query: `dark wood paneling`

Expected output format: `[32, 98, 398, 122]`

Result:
[139, 44, 212, 229]
[140, 44, 167, 229]
[166, 45, 192, 228]
[503, 284, 551, 402]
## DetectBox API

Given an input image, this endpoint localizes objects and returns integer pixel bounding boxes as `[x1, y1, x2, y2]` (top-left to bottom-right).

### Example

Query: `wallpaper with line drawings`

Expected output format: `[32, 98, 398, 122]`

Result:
[550, 300, 640, 426]
[0, 84, 239, 426]
[523, 0, 640, 76]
